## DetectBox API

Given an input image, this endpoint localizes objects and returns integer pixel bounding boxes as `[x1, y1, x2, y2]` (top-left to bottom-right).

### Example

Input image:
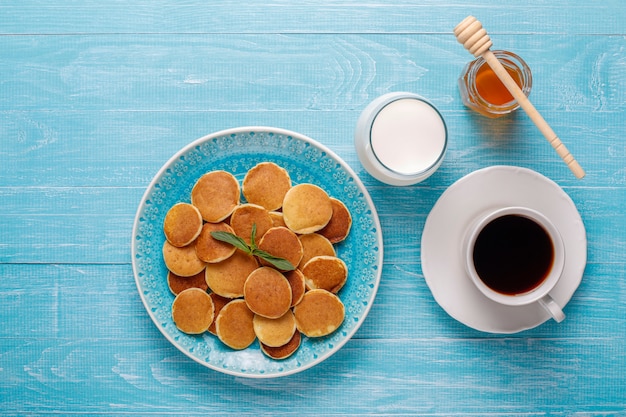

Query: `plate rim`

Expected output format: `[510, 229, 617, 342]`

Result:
[131, 126, 383, 377]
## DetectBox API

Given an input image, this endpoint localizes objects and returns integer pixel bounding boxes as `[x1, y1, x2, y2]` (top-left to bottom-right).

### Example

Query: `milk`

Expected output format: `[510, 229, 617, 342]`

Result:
[370, 98, 447, 175]
[354, 92, 448, 186]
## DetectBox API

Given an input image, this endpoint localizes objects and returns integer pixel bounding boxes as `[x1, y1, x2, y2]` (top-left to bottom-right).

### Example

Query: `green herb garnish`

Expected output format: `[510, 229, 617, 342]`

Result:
[211, 224, 296, 271]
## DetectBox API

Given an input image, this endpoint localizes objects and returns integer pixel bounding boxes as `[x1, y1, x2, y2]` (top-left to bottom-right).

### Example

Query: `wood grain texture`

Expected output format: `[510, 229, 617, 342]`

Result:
[1, 1, 625, 35]
[1, 34, 625, 112]
[1, 0, 625, 415]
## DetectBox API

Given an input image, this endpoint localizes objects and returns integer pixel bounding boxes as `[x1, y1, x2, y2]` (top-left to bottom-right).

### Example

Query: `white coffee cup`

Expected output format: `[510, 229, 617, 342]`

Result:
[463, 206, 566, 323]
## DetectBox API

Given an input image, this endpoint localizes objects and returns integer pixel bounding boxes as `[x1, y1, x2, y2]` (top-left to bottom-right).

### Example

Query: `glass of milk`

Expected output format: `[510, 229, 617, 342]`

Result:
[354, 92, 448, 186]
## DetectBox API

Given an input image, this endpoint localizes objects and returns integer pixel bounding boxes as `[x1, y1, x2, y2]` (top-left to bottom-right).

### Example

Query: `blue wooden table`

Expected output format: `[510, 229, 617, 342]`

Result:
[2, 1, 625, 415]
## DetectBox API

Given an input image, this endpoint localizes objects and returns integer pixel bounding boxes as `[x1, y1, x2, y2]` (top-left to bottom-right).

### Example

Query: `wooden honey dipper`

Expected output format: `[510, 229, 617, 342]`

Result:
[454, 16, 585, 179]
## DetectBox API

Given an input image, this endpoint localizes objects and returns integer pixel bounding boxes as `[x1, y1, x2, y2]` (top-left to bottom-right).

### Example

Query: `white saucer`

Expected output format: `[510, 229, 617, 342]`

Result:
[421, 166, 587, 333]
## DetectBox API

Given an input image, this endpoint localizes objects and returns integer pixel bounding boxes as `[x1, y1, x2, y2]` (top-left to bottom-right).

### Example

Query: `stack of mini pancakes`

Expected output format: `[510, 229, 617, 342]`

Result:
[162, 162, 352, 359]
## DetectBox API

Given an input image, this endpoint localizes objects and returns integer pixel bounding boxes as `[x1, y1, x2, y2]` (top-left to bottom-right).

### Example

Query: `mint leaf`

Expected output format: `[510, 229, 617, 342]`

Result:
[250, 223, 258, 250]
[210, 231, 251, 254]
[210, 226, 296, 271]
[252, 249, 296, 271]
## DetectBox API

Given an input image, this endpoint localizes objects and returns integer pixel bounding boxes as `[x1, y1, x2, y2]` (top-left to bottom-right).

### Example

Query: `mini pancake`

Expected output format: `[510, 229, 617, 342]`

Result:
[301, 255, 348, 293]
[269, 211, 287, 228]
[167, 269, 208, 295]
[205, 249, 258, 298]
[215, 299, 256, 350]
[257, 226, 303, 270]
[243, 267, 292, 319]
[195, 222, 237, 263]
[191, 170, 240, 223]
[162, 240, 206, 277]
[208, 292, 231, 335]
[163, 202, 203, 247]
[253, 310, 296, 347]
[319, 198, 352, 243]
[242, 162, 292, 211]
[284, 269, 306, 306]
[282, 183, 333, 234]
[229, 203, 273, 245]
[298, 233, 336, 268]
[171, 288, 214, 334]
[293, 289, 345, 337]
[261, 330, 301, 360]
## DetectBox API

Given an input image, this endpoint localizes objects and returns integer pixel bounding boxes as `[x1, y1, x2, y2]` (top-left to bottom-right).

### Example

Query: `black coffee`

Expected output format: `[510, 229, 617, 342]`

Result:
[472, 214, 554, 295]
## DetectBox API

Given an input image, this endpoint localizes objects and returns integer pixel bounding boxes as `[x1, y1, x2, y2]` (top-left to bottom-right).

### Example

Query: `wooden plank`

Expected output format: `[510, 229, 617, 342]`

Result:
[0, 336, 624, 414]
[0, 0, 624, 35]
[0, 109, 621, 188]
[0, 34, 624, 112]
[0, 260, 623, 341]
[0, 184, 623, 264]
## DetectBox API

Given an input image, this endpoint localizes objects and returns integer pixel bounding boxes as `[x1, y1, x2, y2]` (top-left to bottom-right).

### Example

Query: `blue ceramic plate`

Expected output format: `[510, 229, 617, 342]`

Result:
[132, 127, 383, 378]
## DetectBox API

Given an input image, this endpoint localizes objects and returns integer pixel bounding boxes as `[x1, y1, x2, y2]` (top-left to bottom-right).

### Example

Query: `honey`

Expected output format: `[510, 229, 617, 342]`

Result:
[458, 50, 532, 118]
[475, 63, 521, 106]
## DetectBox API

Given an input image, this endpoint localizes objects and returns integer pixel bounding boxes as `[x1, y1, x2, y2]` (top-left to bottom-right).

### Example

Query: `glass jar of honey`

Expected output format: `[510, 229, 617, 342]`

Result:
[458, 50, 532, 118]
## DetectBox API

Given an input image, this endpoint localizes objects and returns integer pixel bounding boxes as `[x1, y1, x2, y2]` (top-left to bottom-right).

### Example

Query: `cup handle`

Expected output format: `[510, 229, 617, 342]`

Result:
[538, 294, 565, 323]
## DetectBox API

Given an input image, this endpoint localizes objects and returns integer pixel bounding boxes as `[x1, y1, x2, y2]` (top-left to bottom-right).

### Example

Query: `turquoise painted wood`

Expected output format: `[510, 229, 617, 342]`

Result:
[1, 0, 625, 415]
